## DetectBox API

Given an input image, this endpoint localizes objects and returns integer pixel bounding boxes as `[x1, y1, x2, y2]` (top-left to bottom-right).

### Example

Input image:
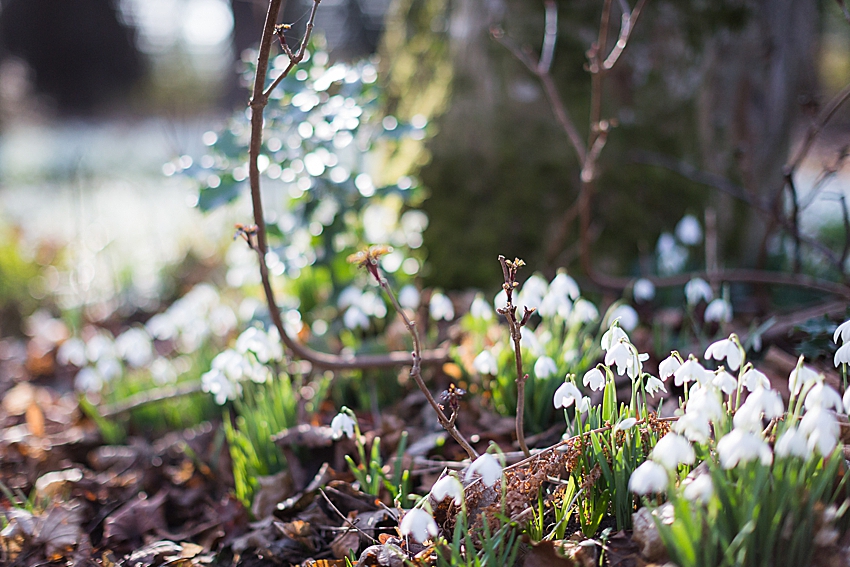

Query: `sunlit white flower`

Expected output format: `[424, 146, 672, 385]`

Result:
[740, 368, 770, 392]
[676, 214, 703, 246]
[629, 461, 668, 495]
[734, 388, 784, 432]
[85, 332, 117, 363]
[338, 286, 363, 309]
[805, 383, 844, 412]
[674, 411, 711, 443]
[583, 367, 606, 391]
[608, 305, 639, 332]
[554, 381, 583, 409]
[674, 357, 713, 387]
[465, 453, 503, 487]
[682, 474, 713, 504]
[549, 272, 581, 300]
[605, 341, 645, 379]
[658, 354, 681, 381]
[430, 293, 455, 321]
[633, 278, 655, 303]
[657, 233, 688, 275]
[686, 385, 724, 421]
[834, 319, 850, 344]
[645, 375, 667, 397]
[684, 278, 713, 306]
[615, 417, 637, 432]
[331, 412, 356, 439]
[430, 475, 464, 505]
[521, 330, 544, 357]
[469, 294, 493, 320]
[704, 338, 741, 371]
[717, 429, 773, 469]
[835, 342, 850, 367]
[800, 406, 840, 456]
[775, 426, 810, 459]
[704, 298, 733, 323]
[74, 367, 103, 393]
[398, 285, 420, 310]
[473, 350, 498, 375]
[651, 433, 695, 470]
[399, 508, 438, 543]
[712, 369, 737, 395]
[96, 357, 122, 382]
[493, 289, 508, 312]
[202, 367, 242, 405]
[789, 363, 821, 396]
[601, 325, 629, 352]
[236, 326, 283, 363]
[538, 291, 570, 319]
[343, 306, 370, 330]
[534, 356, 558, 379]
[57, 338, 87, 367]
[577, 396, 592, 413]
[518, 274, 548, 308]
[571, 299, 599, 323]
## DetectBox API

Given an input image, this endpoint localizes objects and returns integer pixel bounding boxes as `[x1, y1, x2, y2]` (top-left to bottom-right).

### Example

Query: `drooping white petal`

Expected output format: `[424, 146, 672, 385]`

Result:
[804, 383, 844, 413]
[674, 357, 713, 387]
[608, 305, 639, 332]
[534, 356, 558, 379]
[549, 272, 581, 300]
[676, 214, 703, 246]
[399, 508, 438, 542]
[605, 342, 632, 377]
[651, 433, 695, 470]
[704, 299, 733, 323]
[835, 343, 850, 367]
[601, 325, 629, 352]
[775, 426, 810, 459]
[712, 369, 738, 395]
[658, 354, 681, 381]
[633, 278, 656, 303]
[583, 367, 606, 391]
[682, 474, 714, 504]
[616, 417, 637, 432]
[430, 293, 455, 321]
[473, 350, 498, 375]
[704, 338, 741, 371]
[645, 375, 667, 397]
[834, 319, 850, 344]
[465, 453, 503, 487]
[740, 368, 770, 392]
[629, 461, 668, 495]
[673, 411, 711, 443]
[331, 412, 356, 439]
[717, 429, 773, 469]
[684, 278, 713, 306]
[430, 475, 464, 505]
[553, 381, 583, 409]
[469, 294, 493, 320]
[789, 363, 821, 396]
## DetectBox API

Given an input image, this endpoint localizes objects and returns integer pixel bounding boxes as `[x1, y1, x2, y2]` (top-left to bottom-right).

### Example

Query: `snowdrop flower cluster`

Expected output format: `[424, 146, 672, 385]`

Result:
[201, 325, 281, 404]
[145, 284, 237, 353]
[338, 285, 388, 330]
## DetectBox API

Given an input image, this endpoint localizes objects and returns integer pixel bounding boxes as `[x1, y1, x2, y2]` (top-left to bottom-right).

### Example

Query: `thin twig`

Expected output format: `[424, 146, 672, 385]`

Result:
[318, 488, 378, 544]
[100, 382, 204, 418]
[496, 256, 532, 458]
[786, 80, 850, 173]
[538, 0, 558, 74]
[601, 0, 647, 70]
[245, 0, 451, 371]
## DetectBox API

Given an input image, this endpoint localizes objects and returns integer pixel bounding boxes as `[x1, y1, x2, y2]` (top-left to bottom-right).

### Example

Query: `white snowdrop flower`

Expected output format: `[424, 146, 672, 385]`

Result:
[430, 475, 464, 505]
[146, 313, 177, 341]
[630, 352, 650, 381]
[583, 367, 606, 391]
[331, 412, 356, 439]
[608, 305, 639, 332]
[740, 368, 770, 392]
[605, 341, 633, 377]
[789, 364, 821, 396]
[343, 306, 370, 330]
[683, 474, 714, 504]
[601, 325, 629, 352]
[360, 291, 388, 318]
[651, 433, 695, 470]
[686, 386, 725, 422]
[657, 233, 688, 275]
[399, 508, 438, 543]
[616, 417, 637, 432]
[202, 367, 242, 405]
[629, 461, 668, 495]
[645, 375, 667, 397]
[85, 332, 116, 363]
[843, 387, 850, 415]
[733, 388, 783, 432]
[57, 338, 87, 367]
[834, 343, 850, 367]
[398, 285, 420, 310]
[704, 337, 741, 371]
[805, 383, 844, 413]
[571, 299, 599, 323]
[518, 274, 548, 308]
[469, 294, 494, 320]
[834, 319, 850, 344]
[675, 214, 703, 245]
[807, 427, 839, 457]
[465, 453, 503, 487]
[534, 356, 558, 379]
[712, 369, 738, 395]
[658, 354, 681, 381]
[96, 357, 122, 382]
[684, 278, 713, 306]
[430, 293, 455, 321]
[74, 367, 103, 393]
[521, 330, 544, 357]
[717, 429, 773, 469]
[538, 291, 567, 318]
[674, 411, 712, 443]
[674, 357, 713, 387]
[577, 396, 592, 413]
[549, 272, 581, 300]
[633, 278, 655, 303]
[704, 298, 733, 323]
[800, 406, 839, 441]
[473, 350, 498, 375]
[553, 381, 583, 409]
[775, 426, 810, 459]
[237, 327, 282, 363]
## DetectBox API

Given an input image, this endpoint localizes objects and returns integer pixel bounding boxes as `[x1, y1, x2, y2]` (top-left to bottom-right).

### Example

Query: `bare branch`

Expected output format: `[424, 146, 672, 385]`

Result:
[602, 0, 648, 70]
[100, 382, 204, 418]
[538, 0, 558, 74]
[786, 80, 850, 174]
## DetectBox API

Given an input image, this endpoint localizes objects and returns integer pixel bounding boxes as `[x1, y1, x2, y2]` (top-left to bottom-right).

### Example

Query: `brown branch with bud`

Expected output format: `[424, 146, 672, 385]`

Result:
[496, 255, 534, 458]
